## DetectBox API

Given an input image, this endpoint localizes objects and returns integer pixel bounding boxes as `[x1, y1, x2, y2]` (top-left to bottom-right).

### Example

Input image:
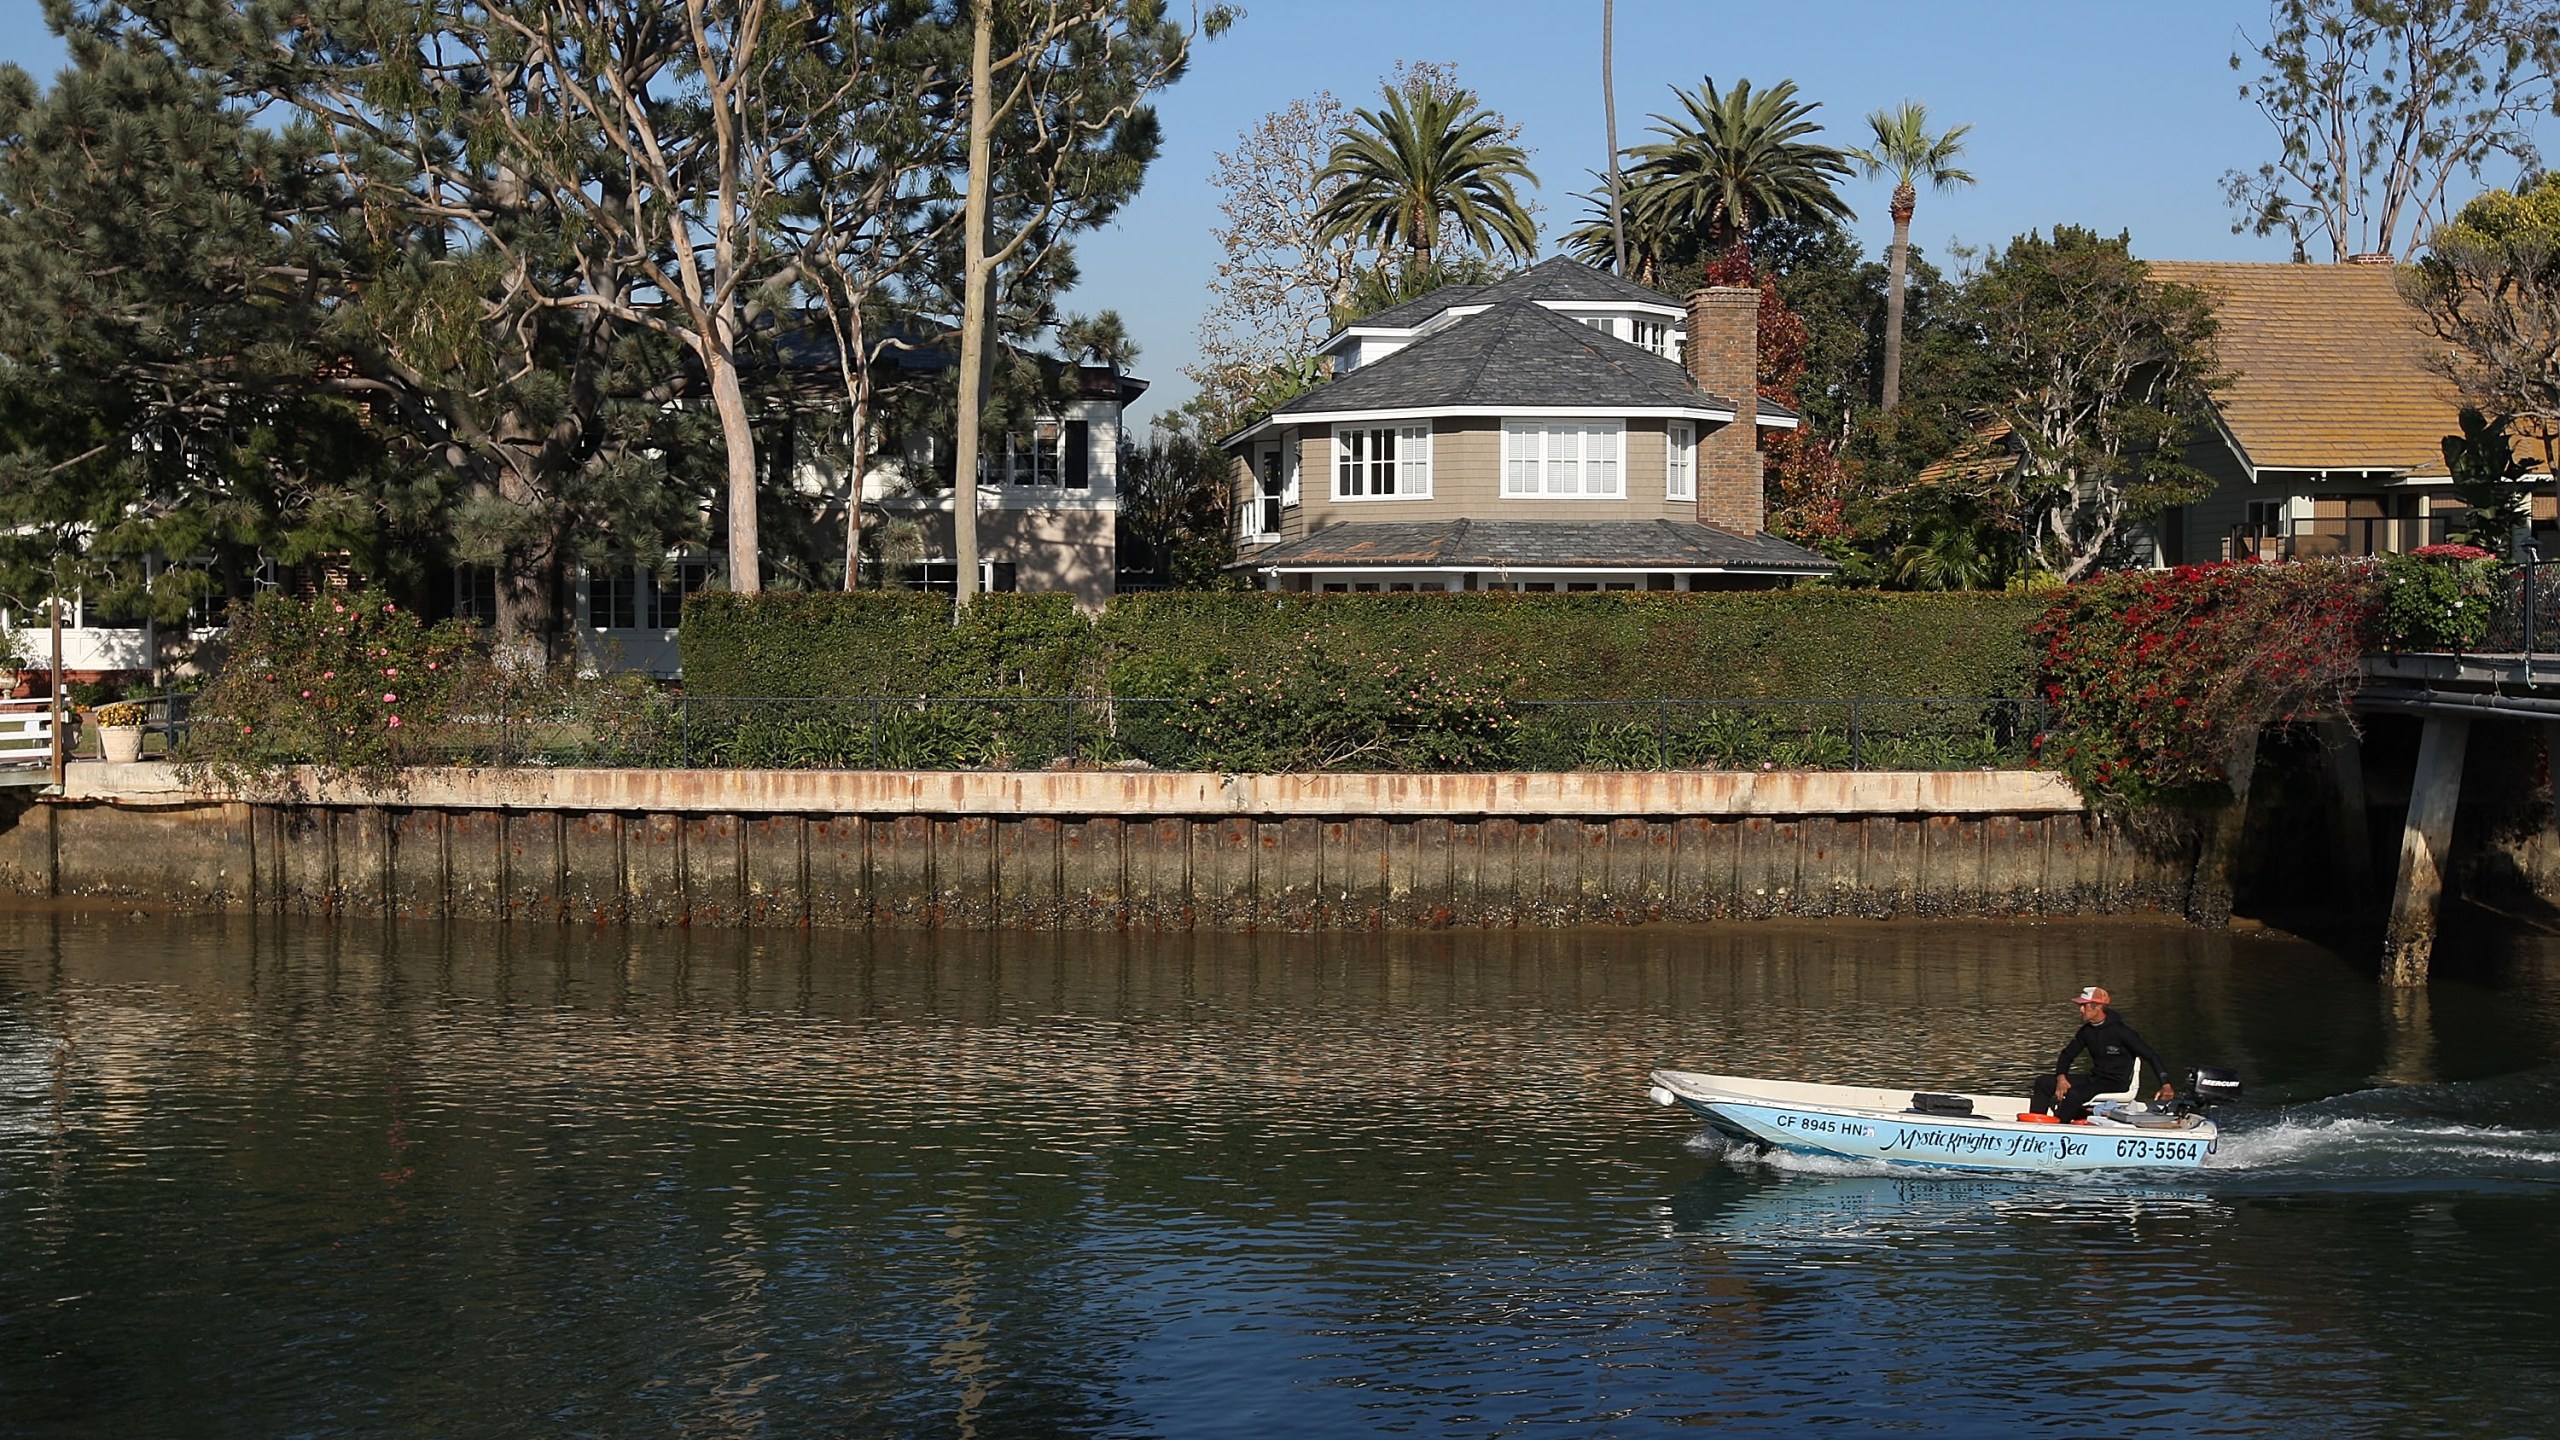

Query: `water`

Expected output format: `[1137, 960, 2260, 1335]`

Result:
[4, 911, 2559, 1438]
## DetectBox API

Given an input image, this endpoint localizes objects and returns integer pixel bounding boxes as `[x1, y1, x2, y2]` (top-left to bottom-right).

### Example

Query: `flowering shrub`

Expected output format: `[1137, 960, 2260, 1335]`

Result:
[91, 701, 147, 728]
[2376, 545, 2505, 651]
[1142, 642, 1521, 772]
[2033, 560, 2378, 805]
[184, 590, 485, 783]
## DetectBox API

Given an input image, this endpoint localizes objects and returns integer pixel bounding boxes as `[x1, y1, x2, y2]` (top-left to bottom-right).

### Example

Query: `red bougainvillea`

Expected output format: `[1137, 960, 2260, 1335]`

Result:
[2032, 559, 2380, 805]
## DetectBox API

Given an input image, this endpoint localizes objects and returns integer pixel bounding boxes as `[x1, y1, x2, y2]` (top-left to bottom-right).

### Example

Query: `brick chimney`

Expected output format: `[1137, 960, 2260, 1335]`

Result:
[1686, 286, 1764, 535]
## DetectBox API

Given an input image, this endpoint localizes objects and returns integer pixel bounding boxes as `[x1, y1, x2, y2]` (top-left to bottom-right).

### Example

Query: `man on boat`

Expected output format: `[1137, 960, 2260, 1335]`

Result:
[2030, 986, 2176, 1121]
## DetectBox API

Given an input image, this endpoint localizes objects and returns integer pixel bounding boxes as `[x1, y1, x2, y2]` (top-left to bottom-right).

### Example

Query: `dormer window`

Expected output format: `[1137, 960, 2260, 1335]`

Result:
[1633, 320, 1668, 356]
[1580, 316, 1616, 338]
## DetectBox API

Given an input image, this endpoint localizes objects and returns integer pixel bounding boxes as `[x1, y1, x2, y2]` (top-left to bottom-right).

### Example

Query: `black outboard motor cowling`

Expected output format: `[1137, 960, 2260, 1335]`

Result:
[2184, 1066, 2243, 1110]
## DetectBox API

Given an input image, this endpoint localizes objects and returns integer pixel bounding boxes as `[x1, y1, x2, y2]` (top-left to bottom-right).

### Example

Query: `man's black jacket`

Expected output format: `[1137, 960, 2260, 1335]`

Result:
[2054, 1009, 2167, 1093]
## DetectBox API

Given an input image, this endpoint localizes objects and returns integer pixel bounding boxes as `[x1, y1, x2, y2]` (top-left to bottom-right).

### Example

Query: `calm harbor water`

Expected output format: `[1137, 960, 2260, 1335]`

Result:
[5, 910, 2559, 1438]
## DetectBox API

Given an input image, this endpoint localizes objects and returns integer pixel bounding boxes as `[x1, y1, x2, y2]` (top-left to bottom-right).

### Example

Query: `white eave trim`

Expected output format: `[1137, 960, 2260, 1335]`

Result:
[1227, 403, 1796, 448]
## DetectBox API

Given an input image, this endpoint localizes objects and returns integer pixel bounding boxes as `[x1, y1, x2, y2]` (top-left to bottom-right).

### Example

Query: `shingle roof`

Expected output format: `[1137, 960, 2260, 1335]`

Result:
[1276, 301, 1740, 418]
[1349, 286, 1487, 331]
[1468, 255, 1682, 310]
[1914, 419, 2018, 487]
[1240, 519, 1835, 573]
[2147, 260, 2463, 476]
[1337, 258, 1679, 335]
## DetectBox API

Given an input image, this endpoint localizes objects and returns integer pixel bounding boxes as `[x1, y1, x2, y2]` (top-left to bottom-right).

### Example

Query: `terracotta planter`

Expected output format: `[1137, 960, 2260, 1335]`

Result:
[99, 726, 143, 764]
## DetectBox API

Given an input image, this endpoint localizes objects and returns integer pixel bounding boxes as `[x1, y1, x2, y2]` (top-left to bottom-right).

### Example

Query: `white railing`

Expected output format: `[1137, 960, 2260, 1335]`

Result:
[0, 697, 61, 768]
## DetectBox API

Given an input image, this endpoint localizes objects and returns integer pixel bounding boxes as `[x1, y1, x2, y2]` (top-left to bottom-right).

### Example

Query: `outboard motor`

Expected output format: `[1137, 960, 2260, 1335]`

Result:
[2177, 1065, 2244, 1114]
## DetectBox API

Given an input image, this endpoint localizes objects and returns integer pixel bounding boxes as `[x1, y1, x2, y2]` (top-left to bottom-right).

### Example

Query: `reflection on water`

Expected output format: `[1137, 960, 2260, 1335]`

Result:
[3, 911, 2560, 1437]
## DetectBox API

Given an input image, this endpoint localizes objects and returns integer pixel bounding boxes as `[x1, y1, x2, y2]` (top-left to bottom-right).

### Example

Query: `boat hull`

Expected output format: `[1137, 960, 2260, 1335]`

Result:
[1650, 1069, 2218, 1174]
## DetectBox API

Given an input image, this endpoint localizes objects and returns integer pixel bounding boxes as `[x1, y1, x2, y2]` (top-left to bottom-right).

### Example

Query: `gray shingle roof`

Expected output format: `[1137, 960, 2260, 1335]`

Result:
[1275, 302, 1739, 417]
[1348, 285, 1487, 331]
[1469, 255, 1682, 309]
[1240, 519, 1835, 573]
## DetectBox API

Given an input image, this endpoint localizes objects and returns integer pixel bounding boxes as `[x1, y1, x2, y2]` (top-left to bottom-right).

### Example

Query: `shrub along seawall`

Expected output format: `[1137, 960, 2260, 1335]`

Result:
[678, 590, 2048, 700]
[671, 591, 2051, 773]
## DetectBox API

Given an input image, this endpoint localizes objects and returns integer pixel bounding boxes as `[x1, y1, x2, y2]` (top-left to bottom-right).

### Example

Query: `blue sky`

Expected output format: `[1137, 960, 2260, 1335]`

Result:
[4, 3, 2543, 425]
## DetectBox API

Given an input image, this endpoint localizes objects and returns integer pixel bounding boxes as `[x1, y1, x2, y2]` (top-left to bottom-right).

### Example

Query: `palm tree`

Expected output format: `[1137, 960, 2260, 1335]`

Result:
[1625, 77, 1853, 261]
[1315, 82, 1540, 270]
[1602, 0, 1625, 275]
[1849, 101, 1974, 411]
[1562, 179, 1674, 286]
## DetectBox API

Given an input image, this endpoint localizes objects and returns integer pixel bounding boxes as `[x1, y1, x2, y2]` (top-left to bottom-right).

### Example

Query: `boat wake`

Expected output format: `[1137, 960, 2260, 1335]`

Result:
[2204, 1070, 2560, 1193]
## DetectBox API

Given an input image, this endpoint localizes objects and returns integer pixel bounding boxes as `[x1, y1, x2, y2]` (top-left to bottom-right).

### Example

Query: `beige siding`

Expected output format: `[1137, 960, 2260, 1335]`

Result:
[1288, 416, 1700, 528]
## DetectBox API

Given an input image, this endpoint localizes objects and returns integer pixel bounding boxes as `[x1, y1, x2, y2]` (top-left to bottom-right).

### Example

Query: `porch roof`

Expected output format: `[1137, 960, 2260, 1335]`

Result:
[1238, 519, 1835, 575]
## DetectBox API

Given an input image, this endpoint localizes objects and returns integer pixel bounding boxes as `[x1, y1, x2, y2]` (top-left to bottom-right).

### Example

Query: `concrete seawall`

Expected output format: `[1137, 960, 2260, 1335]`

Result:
[0, 764, 2190, 929]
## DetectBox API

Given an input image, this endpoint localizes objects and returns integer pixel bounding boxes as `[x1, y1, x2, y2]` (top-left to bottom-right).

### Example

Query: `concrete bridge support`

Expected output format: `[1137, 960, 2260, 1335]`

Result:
[2384, 715, 2470, 986]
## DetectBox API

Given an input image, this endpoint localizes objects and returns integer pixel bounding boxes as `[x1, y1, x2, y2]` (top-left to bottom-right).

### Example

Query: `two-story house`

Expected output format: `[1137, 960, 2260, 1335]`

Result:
[1223, 257, 1834, 591]
[566, 355, 1145, 675]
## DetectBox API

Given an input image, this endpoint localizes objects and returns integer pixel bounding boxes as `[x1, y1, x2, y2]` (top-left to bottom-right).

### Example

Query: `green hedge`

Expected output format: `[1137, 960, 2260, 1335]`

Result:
[681, 590, 2045, 701]
[678, 591, 1093, 697]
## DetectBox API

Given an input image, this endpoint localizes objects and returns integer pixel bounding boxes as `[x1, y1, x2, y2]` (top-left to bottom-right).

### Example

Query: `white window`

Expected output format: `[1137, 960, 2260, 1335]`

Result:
[1666, 421, 1695, 501]
[1633, 319, 1669, 356]
[1580, 316, 1616, 338]
[1333, 424, 1432, 499]
[1282, 437, 1301, 507]
[1502, 419, 1624, 498]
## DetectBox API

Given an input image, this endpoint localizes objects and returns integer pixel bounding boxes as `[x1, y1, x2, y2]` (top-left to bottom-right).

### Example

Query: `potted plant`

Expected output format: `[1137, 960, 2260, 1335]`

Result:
[92, 700, 147, 764]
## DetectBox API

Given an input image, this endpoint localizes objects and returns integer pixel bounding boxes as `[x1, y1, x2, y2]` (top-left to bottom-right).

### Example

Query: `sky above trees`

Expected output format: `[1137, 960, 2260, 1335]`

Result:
[5, 1, 2553, 427]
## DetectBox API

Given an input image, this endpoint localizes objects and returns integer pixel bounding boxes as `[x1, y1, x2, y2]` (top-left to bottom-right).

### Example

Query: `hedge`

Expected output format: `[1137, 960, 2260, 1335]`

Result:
[680, 589, 2046, 702]
[678, 591, 1093, 698]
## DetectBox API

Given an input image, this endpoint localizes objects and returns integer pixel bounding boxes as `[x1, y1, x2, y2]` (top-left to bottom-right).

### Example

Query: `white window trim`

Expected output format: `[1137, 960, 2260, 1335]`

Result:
[1666, 421, 1695, 502]
[1331, 423, 1433, 501]
[1254, 444, 1285, 540]
[1502, 418, 1626, 500]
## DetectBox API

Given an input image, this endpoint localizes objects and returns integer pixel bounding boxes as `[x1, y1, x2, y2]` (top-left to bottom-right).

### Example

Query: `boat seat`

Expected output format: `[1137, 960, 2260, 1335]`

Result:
[2085, 1059, 2145, 1106]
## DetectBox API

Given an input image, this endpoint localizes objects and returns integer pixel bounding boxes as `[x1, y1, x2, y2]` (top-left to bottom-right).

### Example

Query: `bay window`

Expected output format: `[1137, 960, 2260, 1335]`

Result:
[1502, 419, 1624, 498]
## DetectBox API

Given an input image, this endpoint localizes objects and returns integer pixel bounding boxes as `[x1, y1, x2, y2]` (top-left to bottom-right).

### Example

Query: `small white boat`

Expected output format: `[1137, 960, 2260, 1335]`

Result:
[1648, 1068, 2232, 1174]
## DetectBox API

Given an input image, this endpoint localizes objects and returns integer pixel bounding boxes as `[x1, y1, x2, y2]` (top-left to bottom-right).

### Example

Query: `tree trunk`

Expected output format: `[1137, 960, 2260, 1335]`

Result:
[492, 458, 559, 670]
[843, 388, 869, 591]
[709, 335, 762, 596]
[951, 0, 996, 608]
[1881, 183, 1915, 412]
[1602, 0, 1625, 276]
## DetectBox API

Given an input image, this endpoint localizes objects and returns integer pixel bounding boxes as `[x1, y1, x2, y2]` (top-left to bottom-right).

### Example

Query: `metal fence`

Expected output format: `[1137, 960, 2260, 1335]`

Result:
[2487, 557, 2560, 656]
[453, 693, 2048, 774]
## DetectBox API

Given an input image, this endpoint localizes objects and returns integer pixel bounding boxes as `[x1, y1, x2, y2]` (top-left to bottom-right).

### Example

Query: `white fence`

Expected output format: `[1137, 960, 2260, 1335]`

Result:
[0, 698, 61, 768]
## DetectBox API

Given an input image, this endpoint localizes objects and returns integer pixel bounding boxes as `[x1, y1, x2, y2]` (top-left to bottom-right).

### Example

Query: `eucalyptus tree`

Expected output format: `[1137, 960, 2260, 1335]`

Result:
[60, 0, 750, 659]
[1625, 76, 1854, 260]
[1848, 100, 1972, 411]
[1312, 80, 1540, 271]
[946, 0, 1223, 604]
[2402, 173, 2560, 476]
[2228, 0, 2560, 262]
